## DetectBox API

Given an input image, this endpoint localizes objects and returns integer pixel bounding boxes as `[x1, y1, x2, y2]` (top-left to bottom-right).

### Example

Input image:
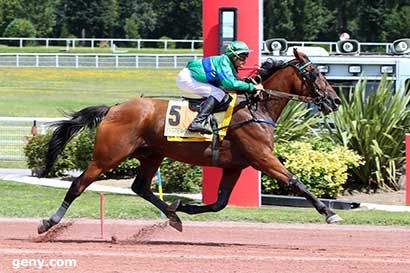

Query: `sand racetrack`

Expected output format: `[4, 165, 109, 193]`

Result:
[0, 218, 409, 273]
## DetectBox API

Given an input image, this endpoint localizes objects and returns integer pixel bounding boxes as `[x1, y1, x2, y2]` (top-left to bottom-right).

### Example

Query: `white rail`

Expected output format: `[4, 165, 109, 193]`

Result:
[0, 117, 63, 161]
[0, 53, 201, 68]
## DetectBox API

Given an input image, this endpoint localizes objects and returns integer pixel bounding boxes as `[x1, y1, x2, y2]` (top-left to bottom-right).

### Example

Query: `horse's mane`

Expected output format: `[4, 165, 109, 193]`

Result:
[258, 58, 286, 82]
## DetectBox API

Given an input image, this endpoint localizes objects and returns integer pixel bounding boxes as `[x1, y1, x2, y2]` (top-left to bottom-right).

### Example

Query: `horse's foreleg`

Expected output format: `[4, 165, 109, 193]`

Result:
[254, 154, 342, 224]
[176, 168, 241, 215]
[38, 162, 103, 234]
[131, 156, 183, 232]
[288, 176, 342, 223]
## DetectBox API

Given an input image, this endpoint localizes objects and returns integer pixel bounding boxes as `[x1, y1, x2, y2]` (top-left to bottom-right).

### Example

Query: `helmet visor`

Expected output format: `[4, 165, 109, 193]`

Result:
[237, 52, 249, 61]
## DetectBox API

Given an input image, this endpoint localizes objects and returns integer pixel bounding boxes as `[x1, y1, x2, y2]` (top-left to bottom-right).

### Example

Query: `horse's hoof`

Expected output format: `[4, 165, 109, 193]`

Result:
[167, 199, 181, 212]
[169, 218, 183, 232]
[37, 219, 52, 234]
[326, 214, 343, 224]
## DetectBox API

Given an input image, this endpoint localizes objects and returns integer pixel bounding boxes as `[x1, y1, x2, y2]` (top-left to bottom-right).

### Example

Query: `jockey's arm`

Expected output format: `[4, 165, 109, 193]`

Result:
[218, 56, 256, 93]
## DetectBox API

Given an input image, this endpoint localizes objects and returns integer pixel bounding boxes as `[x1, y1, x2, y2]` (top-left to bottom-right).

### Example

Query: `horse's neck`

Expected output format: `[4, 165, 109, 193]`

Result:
[259, 97, 289, 122]
[260, 70, 295, 121]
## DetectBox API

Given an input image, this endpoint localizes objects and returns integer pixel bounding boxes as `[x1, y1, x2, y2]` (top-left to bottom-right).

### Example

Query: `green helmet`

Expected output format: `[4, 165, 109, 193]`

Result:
[225, 41, 251, 58]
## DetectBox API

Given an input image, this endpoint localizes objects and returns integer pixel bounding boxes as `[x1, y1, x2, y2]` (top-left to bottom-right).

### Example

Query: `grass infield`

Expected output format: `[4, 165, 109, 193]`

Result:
[0, 67, 184, 117]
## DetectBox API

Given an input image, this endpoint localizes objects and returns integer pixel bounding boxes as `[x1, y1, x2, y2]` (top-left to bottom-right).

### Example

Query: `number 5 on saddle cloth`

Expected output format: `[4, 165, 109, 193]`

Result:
[164, 94, 236, 142]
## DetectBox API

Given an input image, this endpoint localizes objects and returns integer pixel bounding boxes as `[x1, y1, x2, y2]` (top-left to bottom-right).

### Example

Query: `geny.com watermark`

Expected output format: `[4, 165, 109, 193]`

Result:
[12, 258, 77, 270]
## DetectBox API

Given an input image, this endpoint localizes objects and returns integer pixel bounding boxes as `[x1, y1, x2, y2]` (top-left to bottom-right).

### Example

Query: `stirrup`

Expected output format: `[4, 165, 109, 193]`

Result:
[188, 123, 212, 134]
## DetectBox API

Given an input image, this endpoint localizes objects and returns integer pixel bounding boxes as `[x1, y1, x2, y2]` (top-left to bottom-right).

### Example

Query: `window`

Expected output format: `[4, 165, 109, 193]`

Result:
[219, 8, 237, 54]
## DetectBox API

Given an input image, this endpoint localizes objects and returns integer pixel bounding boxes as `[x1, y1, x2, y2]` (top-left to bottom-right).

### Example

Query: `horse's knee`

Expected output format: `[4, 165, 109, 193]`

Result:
[288, 176, 308, 194]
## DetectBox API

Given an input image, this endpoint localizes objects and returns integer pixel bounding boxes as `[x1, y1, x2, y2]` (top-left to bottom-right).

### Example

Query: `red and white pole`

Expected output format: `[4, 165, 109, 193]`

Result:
[405, 134, 410, 206]
[100, 192, 105, 238]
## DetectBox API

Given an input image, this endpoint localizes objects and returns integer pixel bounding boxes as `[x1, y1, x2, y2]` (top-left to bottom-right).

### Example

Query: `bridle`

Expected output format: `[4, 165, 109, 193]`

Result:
[261, 59, 331, 110]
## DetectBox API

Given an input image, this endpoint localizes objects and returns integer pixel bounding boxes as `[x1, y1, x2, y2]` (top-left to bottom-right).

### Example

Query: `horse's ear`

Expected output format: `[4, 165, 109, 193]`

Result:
[293, 48, 301, 60]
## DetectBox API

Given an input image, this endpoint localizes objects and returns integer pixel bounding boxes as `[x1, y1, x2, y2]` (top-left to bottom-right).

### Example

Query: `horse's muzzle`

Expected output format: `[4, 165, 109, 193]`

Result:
[318, 93, 341, 115]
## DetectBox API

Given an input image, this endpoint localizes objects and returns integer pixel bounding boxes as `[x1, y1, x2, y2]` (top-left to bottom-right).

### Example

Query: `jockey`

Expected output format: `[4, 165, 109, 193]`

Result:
[176, 40, 264, 134]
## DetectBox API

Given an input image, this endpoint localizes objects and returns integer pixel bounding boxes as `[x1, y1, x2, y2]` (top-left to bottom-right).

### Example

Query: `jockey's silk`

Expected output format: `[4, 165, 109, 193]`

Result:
[185, 54, 255, 93]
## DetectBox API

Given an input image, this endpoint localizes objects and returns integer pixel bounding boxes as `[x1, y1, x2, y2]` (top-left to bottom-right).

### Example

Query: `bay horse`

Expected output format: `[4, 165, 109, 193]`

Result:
[38, 48, 342, 234]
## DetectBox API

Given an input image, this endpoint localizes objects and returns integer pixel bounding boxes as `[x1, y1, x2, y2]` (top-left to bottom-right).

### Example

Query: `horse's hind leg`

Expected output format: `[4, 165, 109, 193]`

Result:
[38, 161, 104, 234]
[175, 168, 242, 215]
[131, 155, 183, 232]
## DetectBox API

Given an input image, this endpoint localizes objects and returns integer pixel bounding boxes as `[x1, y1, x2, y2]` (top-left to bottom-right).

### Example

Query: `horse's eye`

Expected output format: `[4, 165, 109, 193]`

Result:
[309, 71, 318, 78]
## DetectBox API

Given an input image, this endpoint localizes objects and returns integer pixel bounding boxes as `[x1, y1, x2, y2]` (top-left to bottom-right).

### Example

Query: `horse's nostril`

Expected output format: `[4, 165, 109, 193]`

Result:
[334, 97, 341, 106]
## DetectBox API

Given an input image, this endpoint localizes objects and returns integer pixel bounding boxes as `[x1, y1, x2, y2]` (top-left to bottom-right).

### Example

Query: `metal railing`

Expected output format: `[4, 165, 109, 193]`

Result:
[262, 40, 394, 55]
[0, 53, 201, 68]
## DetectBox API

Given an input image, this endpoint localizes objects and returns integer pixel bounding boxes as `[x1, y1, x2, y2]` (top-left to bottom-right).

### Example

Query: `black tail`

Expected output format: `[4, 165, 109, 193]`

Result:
[39, 105, 110, 177]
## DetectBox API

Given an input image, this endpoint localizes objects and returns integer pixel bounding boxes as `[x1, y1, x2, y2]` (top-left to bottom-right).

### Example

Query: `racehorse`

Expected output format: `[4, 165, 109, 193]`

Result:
[38, 48, 342, 234]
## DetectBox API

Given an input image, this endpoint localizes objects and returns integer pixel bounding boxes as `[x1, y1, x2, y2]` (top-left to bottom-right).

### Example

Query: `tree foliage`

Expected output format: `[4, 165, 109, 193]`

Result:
[324, 77, 410, 190]
[3, 18, 36, 38]
[0, 0, 408, 41]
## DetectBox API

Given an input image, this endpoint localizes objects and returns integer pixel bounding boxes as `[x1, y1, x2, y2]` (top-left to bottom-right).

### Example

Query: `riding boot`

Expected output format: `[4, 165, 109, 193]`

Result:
[188, 96, 218, 134]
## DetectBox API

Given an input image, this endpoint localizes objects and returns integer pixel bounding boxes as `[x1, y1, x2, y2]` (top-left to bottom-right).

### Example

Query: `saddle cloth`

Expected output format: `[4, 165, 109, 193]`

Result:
[164, 94, 237, 142]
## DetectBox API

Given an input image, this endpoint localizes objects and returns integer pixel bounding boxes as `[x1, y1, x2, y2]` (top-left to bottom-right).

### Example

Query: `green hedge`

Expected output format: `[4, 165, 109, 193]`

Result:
[262, 139, 362, 198]
[24, 128, 201, 193]
[24, 130, 139, 178]
[24, 133, 76, 177]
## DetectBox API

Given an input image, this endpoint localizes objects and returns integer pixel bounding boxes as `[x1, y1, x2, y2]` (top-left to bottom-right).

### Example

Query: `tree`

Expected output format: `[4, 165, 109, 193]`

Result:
[152, 0, 202, 40]
[326, 0, 357, 40]
[0, 0, 24, 36]
[20, 0, 57, 37]
[292, 0, 334, 40]
[355, 1, 390, 41]
[117, 0, 157, 38]
[60, 0, 118, 38]
[124, 15, 139, 39]
[384, 5, 410, 41]
[3, 18, 36, 40]
[264, 0, 295, 40]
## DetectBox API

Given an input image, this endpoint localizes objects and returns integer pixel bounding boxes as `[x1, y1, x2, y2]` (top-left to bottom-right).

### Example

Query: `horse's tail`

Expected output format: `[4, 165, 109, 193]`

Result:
[39, 105, 110, 177]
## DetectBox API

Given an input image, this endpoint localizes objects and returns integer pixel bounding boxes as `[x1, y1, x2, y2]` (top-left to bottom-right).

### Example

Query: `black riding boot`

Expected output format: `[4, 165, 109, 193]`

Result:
[188, 96, 218, 134]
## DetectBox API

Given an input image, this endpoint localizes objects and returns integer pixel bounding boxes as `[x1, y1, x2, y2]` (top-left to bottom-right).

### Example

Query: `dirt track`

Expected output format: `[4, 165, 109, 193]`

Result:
[0, 218, 409, 273]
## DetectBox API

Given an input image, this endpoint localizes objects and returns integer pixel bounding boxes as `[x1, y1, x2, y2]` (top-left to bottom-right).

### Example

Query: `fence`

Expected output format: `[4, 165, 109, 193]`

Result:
[0, 37, 203, 51]
[0, 53, 201, 68]
[0, 117, 62, 161]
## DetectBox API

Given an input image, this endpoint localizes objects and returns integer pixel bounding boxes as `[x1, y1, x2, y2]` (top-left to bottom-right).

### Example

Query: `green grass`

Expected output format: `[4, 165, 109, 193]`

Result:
[0, 45, 203, 55]
[0, 68, 184, 117]
[0, 161, 27, 168]
[1, 180, 409, 226]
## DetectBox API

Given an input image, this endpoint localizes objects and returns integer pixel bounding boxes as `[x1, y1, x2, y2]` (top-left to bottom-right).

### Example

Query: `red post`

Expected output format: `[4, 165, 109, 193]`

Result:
[202, 0, 263, 208]
[406, 135, 410, 206]
[100, 192, 105, 238]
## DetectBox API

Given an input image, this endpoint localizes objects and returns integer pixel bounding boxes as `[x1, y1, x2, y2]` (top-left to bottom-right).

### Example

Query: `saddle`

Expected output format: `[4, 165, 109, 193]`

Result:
[185, 93, 233, 113]
[164, 94, 236, 138]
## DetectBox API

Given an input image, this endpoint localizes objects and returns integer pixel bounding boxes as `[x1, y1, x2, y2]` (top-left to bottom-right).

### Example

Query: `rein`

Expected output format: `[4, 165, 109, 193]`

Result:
[262, 88, 313, 103]
[213, 93, 277, 133]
